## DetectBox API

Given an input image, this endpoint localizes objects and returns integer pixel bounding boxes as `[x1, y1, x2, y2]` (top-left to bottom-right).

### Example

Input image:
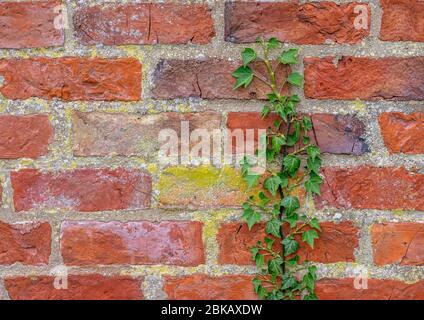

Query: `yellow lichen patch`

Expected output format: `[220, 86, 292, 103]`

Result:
[352, 99, 367, 113]
[147, 163, 158, 175]
[157, 165, 261, 208]
[193, 210, 235, 240]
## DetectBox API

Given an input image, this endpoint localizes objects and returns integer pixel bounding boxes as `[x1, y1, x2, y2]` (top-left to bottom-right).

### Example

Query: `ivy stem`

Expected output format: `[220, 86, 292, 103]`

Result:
[260, 41, 290, 277]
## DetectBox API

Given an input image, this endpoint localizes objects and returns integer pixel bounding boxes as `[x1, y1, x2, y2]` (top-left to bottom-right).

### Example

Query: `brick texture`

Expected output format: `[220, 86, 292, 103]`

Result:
[11, 168, 152, 212]
[0, 115, 53, 159]
[164, 275, 257, 300]
[227, 112, 368, 155]
[61, 221, 204, 266]
[218, 222, 359, 265]
[305, 57, 424, 100]
[5, 275, 143, 300]
[380, 0, 424, 42]
[74, 3, 214, 45]
[0, 222, 51, 265]
[225, 2, 370, 44]
[0, 1, 64, 49]
[371, 223, 424, 266]
[152, 59, 288, 100]
[0, 58, 141, 101]
[317, 278, 424, 300]
[72, 111, 221, 160]
[379, 112, 424, 154]
[318, 167, 424, 210]
[1, 0, 423, 301]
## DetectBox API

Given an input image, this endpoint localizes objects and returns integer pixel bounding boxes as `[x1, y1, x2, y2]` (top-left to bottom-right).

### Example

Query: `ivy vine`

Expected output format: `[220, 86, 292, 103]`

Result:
[233, 38, 323, 300]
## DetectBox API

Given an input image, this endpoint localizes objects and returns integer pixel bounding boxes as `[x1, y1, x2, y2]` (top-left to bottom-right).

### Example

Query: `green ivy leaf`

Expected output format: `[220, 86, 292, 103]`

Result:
[242, 48, 257, 67]
[266, 219, 281, 237]
[242, 204, 261, 230]
[277, 172, 289, 189]
[264, 175, 282, 197]
[307, 145, 320, 161]
[282, 236, 299, 256]
[302, 229, 319, 249]
[283, 155, 301, 177]
[281, 273, 298, 290]
[253, 277, 262, 294]
[264, 237, 275, 250]
[279, 48, 298, 65]
[286, 255, 299, 267]
[309, 218, 322, 232]
[255, 253, 265, 269]
[268, 257, 283, 278]
[258, 191, 270, 207]
[261, 105, 271, 118]
[305, 172, 323, 195]
[302, 272, 315, 292]
[267, 37, 280, 49]
[284, 212, 299, 228]
[307, 156, 322, 174]
[281, 196, 300, 215]
[302, 116, 313, 132]
[244, 174, 261, 188]
[232, 66, 254, 89]
[287, 72, 303, 87]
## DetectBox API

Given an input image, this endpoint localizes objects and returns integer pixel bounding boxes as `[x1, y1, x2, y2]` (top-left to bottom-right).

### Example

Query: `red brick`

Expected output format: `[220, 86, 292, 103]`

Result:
[217, 222, 358, 265]
[0, 222, 51, 265]
[74, 3, 214, 45]
[372, 223, 424, 266]
[61, 221, 204, 266]
[318, 167, 424, 210]
[379, 112, 424, 154]
[0, 57, 141, 101]
[225, 2, 370, 44]
[72, 111, 221, 159]
[380, 0, 424, 42]
[0, 1, 64, 49]
[164, 275, 257, 300]
[317, 278, 424, 300]
[226, 112, 368, 155]
[11, 168, 151, 212]
[152, 59, 288, 100]
[5, 275, 142, 300]
[0, 115, 53, 159]
[305, 57, 424, 100]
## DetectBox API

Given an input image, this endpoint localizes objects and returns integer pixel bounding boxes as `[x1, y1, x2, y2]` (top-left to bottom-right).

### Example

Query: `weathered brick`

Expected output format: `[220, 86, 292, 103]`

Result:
[164, 275, 257, 300]
[372, 223, 424, 266]
[0, 222, 51, 265]
[318, 167, 424, 210]
[74, 3, 214, 45]
[72, 111, 221, 160]
[61, 221, 204, 266]
[227, 112, 368, 155]
[317, 278, 424, 300]
[380, 0, 424, 42]
[5, 275, 142, 300]
[0, 58, 141, 101]
[305, 57, 424, 100]
[152, 59, 288, 100]
[11, 168, 151, 212]
[217, 222, 358, 265]
[379, 112, 424, 154]
[0, 115, 53, 159]
[158, 166, 252, 208]
[225, 2, 370, 44]
[0, 1, 64, 49]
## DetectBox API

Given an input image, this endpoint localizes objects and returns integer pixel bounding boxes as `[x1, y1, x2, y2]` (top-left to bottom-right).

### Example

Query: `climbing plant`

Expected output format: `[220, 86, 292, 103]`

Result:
[232, 38, 323, 300]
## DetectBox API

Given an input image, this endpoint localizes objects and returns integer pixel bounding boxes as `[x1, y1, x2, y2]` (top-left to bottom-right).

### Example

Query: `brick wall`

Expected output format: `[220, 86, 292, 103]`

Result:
[0, 0, 423, 300]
